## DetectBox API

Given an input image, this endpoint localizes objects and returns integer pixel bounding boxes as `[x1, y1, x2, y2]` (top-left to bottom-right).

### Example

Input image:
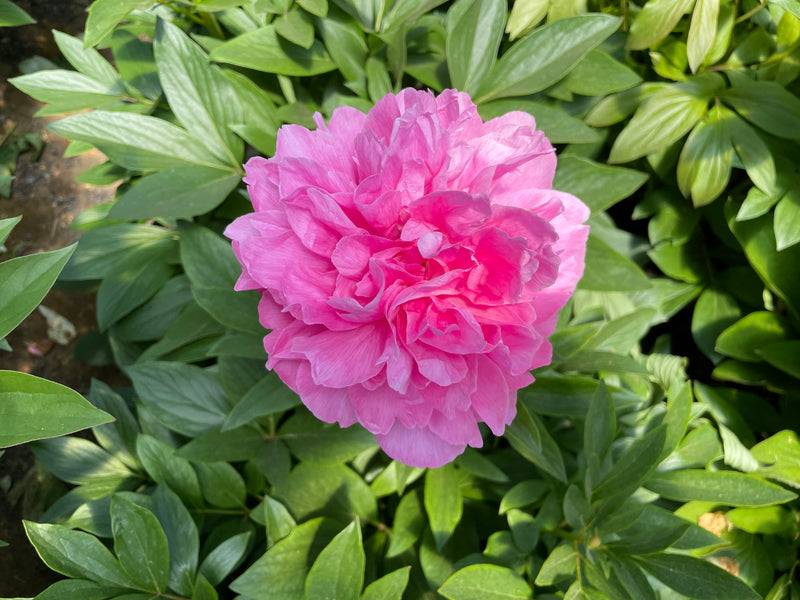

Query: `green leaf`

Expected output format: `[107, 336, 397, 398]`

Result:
[136, 435, 203, 507]
[474, 14, 621, 103]
[0, 371, 112, 448]
[715, 311, 793, 362]
[504, 401, 567, 481]
[606, 522, 689, 555]
[585, 83, 665, 127]
[584, 382, 615, 492]
[687, 0, 719, 73]
[535, 544, 577, 586]
[178, 426, 266, 462]
[0, 243, 75, 339]
[728, 104, 776, 194]
[127, 362, 229, 437]
[60, 223, 174, 281]
[278, 411, 376, 463]
[580, 234, 652, 291]
[592, 424, 667, 503]
[198, 532, 251, 587]
[49, 111, 224, 170]
[446, 0, 507, 94]
[10, 69, 122, 113]
[31, 435, 135, 491]
[275, 10, 315, 49]
[772, 0, 800, 18]
[627, 0, 695, 50]
[676, 107, 733, 207]
[609, 80, 717, 164]
[635, 553, 760, 600]
[84, 0, 144, 47]
[424, 463, 462, 550]
[111, 495, 170, 592]
[479, 100, 601, 144]
[275, 462, 378, 523]
[263, 495, 296, 546]
[24, 521, 135, 587]
[565, 49, 642, 96]
[34, 579, 125, 600]
[439, 564, 532, 600]
[499, 479, 549, 514]
[152, 485, 199, 597]
[758, 340, 800, 378]
[224, 372, 301, 431]
[97, 253, 172, 331]
[691, 287, 742, 364]
[230, 518, 340, 600]
[299, 0, 328, 17]
[210, 25, 336, 76]
[751, 430, 800, 488]
[195, 461, 247, 508]
[553, 155, 648, 213]
[722, 78, 800, 140]
[366, 55, 392, 103]
[645, 469, 797, 506]
[109, 167, 240, 221]
[0, 215, 21, 246]
[386, 490, 425, 557]
[53, 30, 119, 85]
[316, 7, 368, 87]
[115, 275, 193, 343]
[305, 520, 364, 600]
[361, 567, 411, 600]
[0, 0, 34, 25]
[774, 187, 800, 250]
[719, 424, 759, 473]
[726, 505, 796, 535]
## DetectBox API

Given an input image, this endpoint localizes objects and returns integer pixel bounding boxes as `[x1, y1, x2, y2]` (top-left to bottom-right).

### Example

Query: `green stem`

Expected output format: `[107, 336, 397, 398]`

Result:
[735, 2, 767, 24]
[156, 0, 204, 25]
[200, 11, 225, 40]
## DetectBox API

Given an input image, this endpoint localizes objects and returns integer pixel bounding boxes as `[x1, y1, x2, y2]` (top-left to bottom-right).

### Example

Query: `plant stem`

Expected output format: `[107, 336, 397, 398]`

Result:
[735, 2, 767, 24]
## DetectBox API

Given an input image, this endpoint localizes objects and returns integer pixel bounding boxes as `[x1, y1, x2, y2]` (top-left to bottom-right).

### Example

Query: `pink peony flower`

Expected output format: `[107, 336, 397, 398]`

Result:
[225, 89, 589, 468]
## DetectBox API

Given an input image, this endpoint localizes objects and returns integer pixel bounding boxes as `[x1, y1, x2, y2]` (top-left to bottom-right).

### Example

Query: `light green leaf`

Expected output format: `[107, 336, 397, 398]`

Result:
[565, 49, 642, 96]
[579, 234, 651, 291]
[199, 532, 251, 587]
[758, 340, 800, 378]
[0, 243, 75, 339]
[506, 0, 548, 40]
[719, 424, 759, 473]
[0, 0, 34, 25]
[446, 0, 507, 94]
[474, 14, 621, 103]
[535, 544, 577, 586]
[361, 567, 411, 600]
[751, 430, 800, 488]
[585, 83, 665, 127]
[425, 463, 463, 550]
[49, 111, 224, 170]
[627, 0, 696, 50]
[726, 505, 797, 535]
[635, 553, 760, 600]
[736, 186, 781, 222]
[33, 579, 125, 600]
[553, 155, 648, 213]
[715, 311, 793, 362]
[687, 0, 719, 73]
[439, 564, 532, 600]
[299, 0, 328, 16]
[609, 80, 716, 164]
[264, 495, 296, 546]
[24, 521, 136, 587]
[31, 435, 134, 491]
[499, 480, 549, 514]
[727, 109, 776, 196]
[178, 426, 266, 463]
[275, 10, 316, 49]
[0, 371, 112, 448]
[305, 520, 364, 600]
[646, 469, 797, 506]
[111, 495, 170, 592]
[230, 518, 340, 600]
[316, 7, 368, 87]
[84, 0, 145, 48]
[774, 187, 800, 250]
[772, 0, 800, 18]
[676, 107, 733, 207]
[127, 362, 229, 437]
[53, 30, 119, 85]
[722, 79, 800, 140]
[210, 25, 336, 76]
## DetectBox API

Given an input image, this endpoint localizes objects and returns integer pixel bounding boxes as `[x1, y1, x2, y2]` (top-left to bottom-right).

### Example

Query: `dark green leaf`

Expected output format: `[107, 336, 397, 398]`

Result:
[305, 520, 364, 600]
[278, 411, 376, 463]
[504, 401, 567, 481]
[224, 372, 300, 430]
[479, 100, 602, 144]
[0, 0, 34, 25]
[758, 340, 800, 378]
[136, 435, 203, 506]
[34, 579, 125, 600]
[361, 567, 411, 600]
[111, 495, 170, 592]
[275, 10, 315, 49]
[635, 553, 760, 600]
[499, 479, 549, 515]
[645, 469, 797, 506]
[115, 275, 193, 342]
[579, 234, 651, 291]
[728, 113, 776, 194]
[31, 436, 135, 491]
[195, 461, 247, 508]
[264, 495, 296, 546]
[474, 14, 621, 103]
[424, 464, 462, 550]
[715, 311, 793, 362]
[565, 49, 642, 96]
[386, 490, 425, 558]
[178, 426, 266, 462]
[210, 25, 336, 76]
[584, 382, 615, 492]
[691, 287, 741, 364]
[535, 544, 577, 586]
[0, 371, 112, 448]
[439, 564, 531, 600]
[722, 79, 800, 140]
[0, 243, 75, 339]
[316, 7, 368, 87]
[97, 253, 172, 331]
[199, 532, 251, 587]
[152, 485, 199, 597]
[553, 155, 648, 213]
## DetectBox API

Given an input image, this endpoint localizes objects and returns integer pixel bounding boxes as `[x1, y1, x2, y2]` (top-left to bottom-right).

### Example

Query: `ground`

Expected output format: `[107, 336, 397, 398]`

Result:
[1, 1, 122, 595]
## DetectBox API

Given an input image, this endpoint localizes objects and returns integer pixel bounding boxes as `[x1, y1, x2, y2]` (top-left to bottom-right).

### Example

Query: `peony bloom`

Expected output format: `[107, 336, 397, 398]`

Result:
[225, 89, 589, 468]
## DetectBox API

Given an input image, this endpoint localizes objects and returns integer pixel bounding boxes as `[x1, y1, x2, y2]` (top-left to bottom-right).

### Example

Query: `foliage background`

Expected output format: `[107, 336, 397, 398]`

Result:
[2, 0, 800, 598]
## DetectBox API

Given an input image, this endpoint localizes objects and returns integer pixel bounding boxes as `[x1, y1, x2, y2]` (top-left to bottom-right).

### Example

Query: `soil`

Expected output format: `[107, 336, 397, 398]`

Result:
[0, 1, 123, 596]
